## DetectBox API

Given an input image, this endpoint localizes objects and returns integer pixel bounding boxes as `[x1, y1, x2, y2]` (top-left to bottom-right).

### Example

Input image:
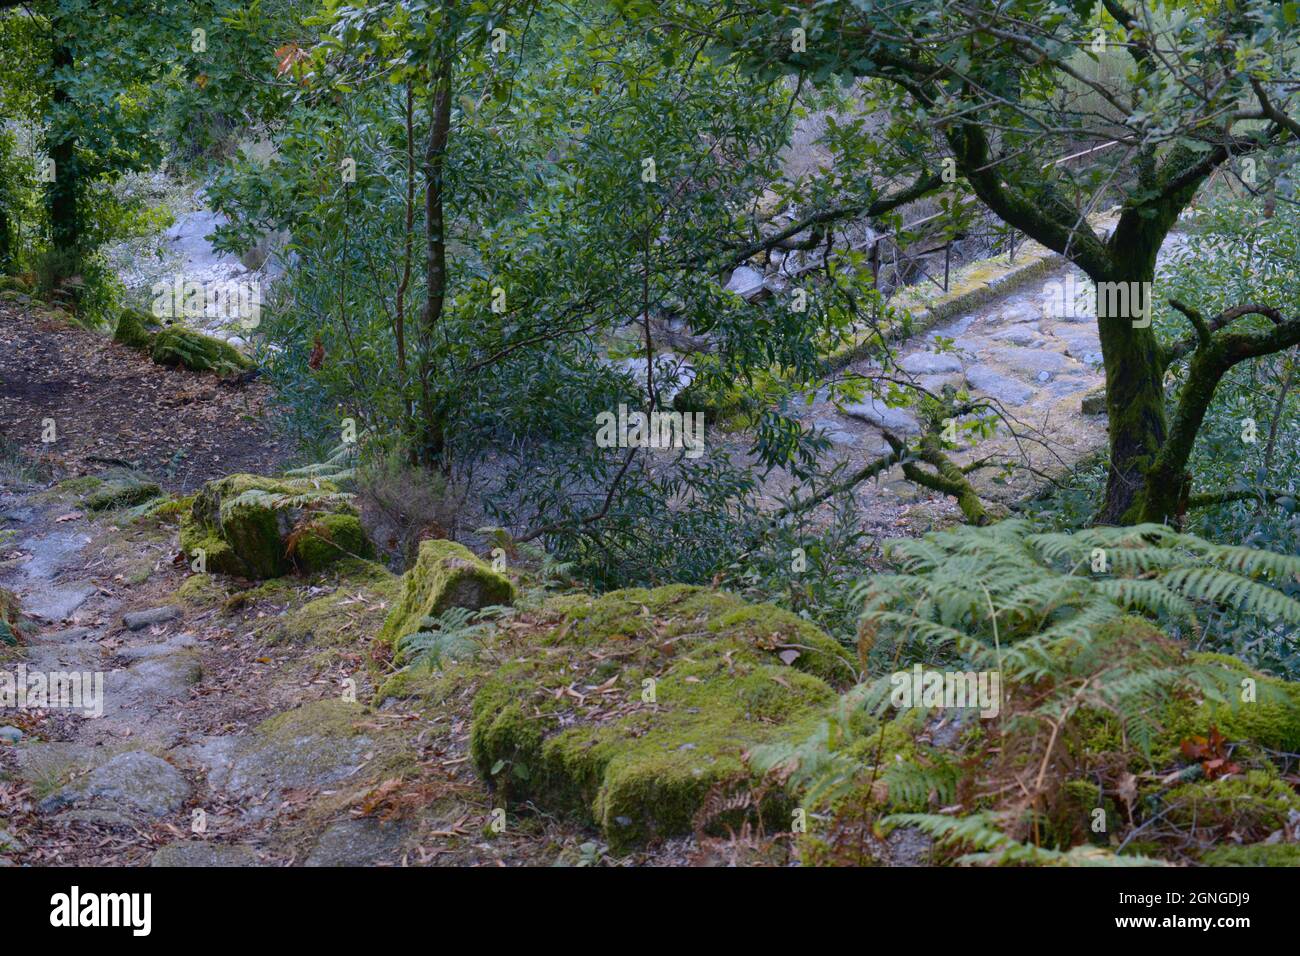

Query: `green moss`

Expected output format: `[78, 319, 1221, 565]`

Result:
[0, 275, 32, 294]
[469, 585, 849, 853]
[289, 513, 375, 572]
[84, 472, 162, 511]
[56, 476, 104, 495]
[183, 473, 356, 580]
[170, 573, 226, 609]
[114, 307, 160, 350]
[1163, 653, 1300, 754]
[377, 539, 515, 646]
[0, 587, 28, 646]
[150, 326, 251, 374]
[179, 514, 243, 577]
[150, 495, 194, 520]
[277, 560, 402, 647]
[1163, 770, 1299, 839]
[1201, 843, 1300, 867]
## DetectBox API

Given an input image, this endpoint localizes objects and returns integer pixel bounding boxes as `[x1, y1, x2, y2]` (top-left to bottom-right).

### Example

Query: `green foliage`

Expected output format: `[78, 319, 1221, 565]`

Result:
[396, 604, 512, 669]
[763, 522, 1300, 864]
[883, 812, 1168, 867]
[855, 520, 1300, 675]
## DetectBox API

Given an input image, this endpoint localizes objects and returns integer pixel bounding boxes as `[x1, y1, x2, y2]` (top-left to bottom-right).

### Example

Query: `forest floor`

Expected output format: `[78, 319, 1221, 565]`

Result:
[0, 297, 700, 867]
[0, 223, 1184, 866]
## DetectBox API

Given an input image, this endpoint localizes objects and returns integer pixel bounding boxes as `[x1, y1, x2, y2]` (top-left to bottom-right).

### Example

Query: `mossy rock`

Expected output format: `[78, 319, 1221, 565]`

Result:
[0, 275, 32, 294]
[114, 307, 161, 350]
[289, 513, 375, 573]
[469, 585, 855, 853]
[181, 473, 362, 580]
[377, 540, 515, 646]
[170, 573, 226, 609]
[276, 560, 402, 647]
[83, 470, 162, 511]
[150, 326, 251, 374]
[1201, 843, 1300, 867]
[1163, 770, 1299, 840]
[0, 587, 28, 647]
[1163, 652, 1300, 754]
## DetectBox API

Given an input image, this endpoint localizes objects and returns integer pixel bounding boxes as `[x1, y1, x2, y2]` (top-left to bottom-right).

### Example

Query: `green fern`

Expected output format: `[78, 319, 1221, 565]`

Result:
[883, 812, 1169, 866]
[397, 605, 514, 669]
[765, 522, 1299, 866]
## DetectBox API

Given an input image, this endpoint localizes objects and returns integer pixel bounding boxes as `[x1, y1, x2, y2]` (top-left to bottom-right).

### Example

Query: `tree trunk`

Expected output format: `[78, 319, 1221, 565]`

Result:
[47, 40, 79, 257]
[414, 54, 453, 467]
[1097, 256, 1170, 522]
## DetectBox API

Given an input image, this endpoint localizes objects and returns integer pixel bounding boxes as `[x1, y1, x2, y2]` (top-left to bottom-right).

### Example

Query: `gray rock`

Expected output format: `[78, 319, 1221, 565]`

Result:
[996, 300, 1042, 325]
[306, 819, 408, 867]
[100, 651, 202, 717]
[52, 809, 141, 830]
[916, 373, 965, 395]
[0, 726, 22, 744]
[724, 265, 765, 300]
[965, 365, 1035, 406]
[152, 841, 261, 867]
[812, 419, 859, 446]
[40, 751, 191, 818]
[1081, 390, 1108, 415]
[928, 314, 975, 339]
[116, 633, 198, 663]
[27, 583, 97, 622]
[43, 626, 96, 642]
[899, 351, 963, 375]
[0, 828, 23, 852]
[989, 347, 1074, 381]
[840, 398, 921, 436]
[991, 325, 1042, 347]
[123, 606, 181, 630]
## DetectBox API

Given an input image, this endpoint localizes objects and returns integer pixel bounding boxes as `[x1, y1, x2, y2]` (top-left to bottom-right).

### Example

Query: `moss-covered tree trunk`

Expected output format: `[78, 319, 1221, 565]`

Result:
[1095, 262, 1167, 526]
[1096, 183, 1201, 525]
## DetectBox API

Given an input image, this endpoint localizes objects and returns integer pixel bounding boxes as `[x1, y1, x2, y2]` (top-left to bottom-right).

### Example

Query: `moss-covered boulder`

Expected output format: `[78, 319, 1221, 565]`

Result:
[469, 585, 855, 853]
[150, 326, 251, 374]
[180, 473, 366, 579]
[377, 540, 515, 646]
[0, 275, 32, 294]
[114, 308, 161, 350]
[83, 470, 163, 511]
[288, 513, 375, 573]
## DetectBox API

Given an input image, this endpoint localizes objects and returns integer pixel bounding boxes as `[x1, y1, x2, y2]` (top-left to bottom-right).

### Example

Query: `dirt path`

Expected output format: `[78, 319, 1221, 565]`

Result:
[0, 300, 289, 491]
